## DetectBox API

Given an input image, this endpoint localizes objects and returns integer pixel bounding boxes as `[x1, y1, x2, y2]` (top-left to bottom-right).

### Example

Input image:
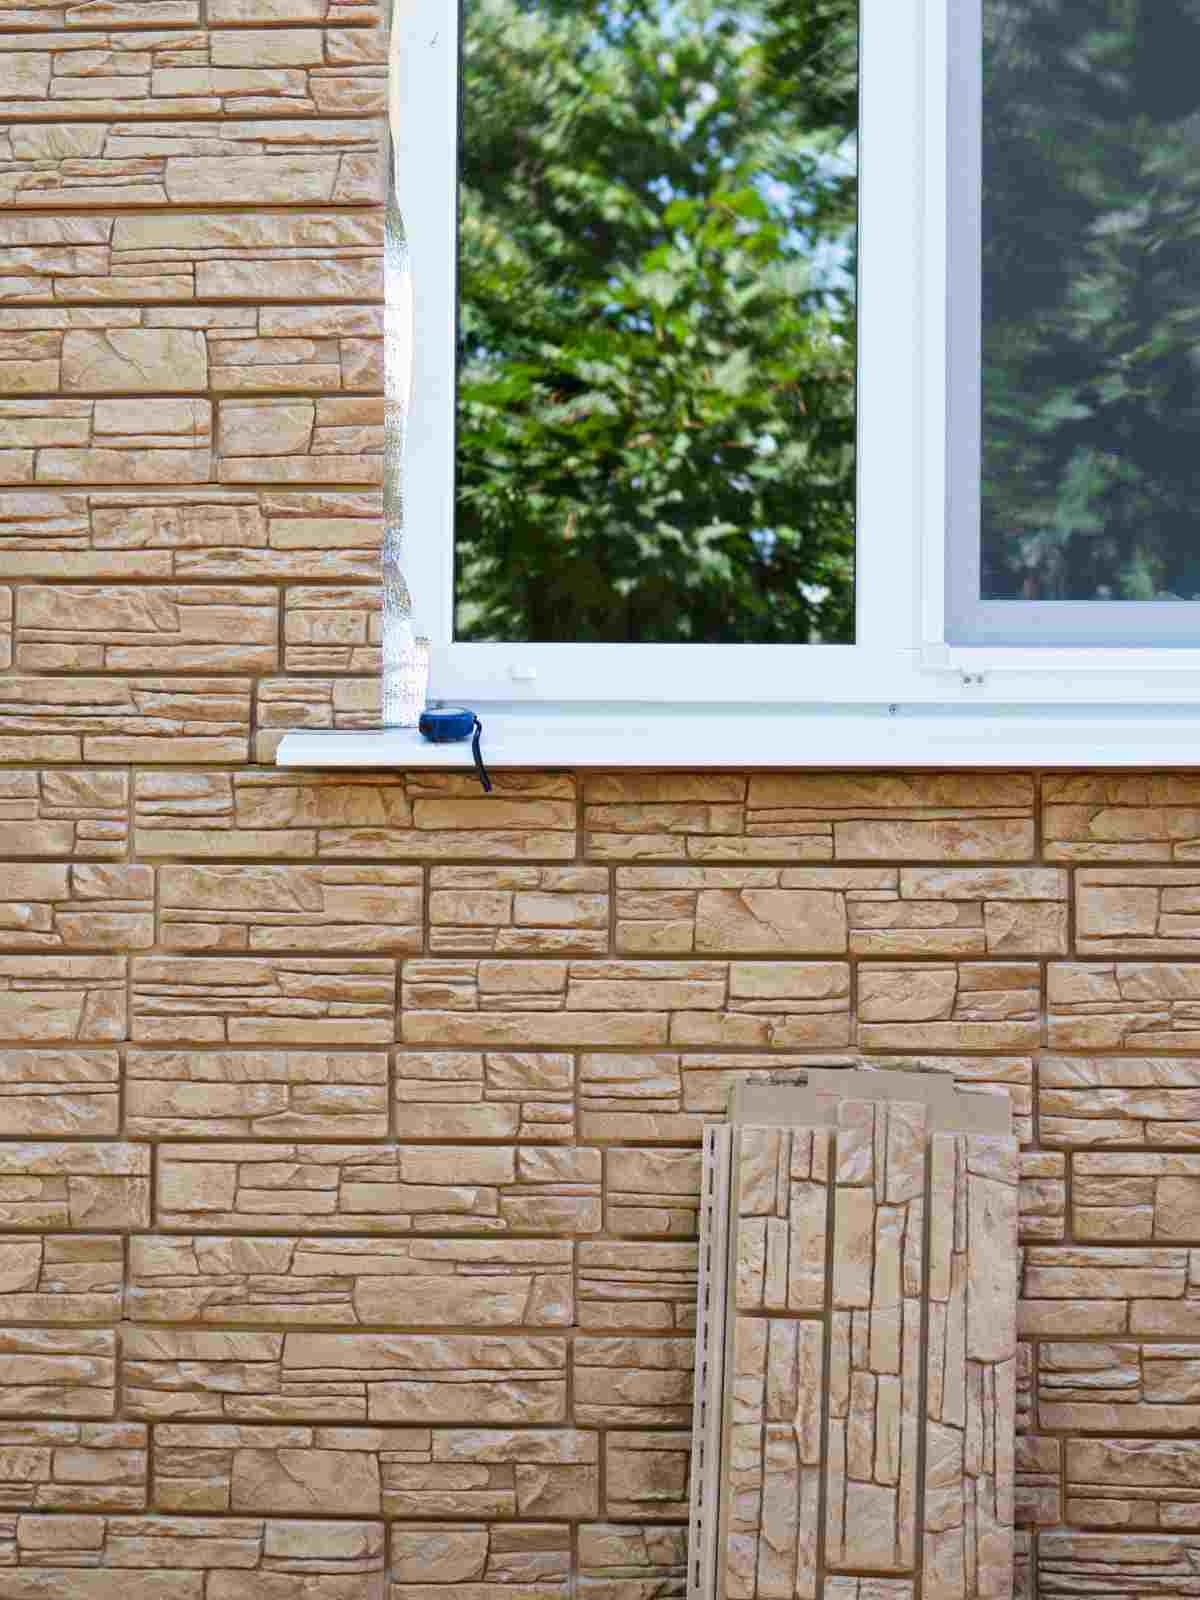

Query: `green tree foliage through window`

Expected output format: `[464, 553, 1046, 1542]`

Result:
[454, 0, 858, 642]
[983, 0, 1200, 603]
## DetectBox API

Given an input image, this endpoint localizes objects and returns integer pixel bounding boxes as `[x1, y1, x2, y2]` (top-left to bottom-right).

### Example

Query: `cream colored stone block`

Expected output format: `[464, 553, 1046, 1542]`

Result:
[158, 863, 420, 953]
[858, 962, 1040, 1050]
[395, 1051, 575, 1143]
[0, 1051, 118, 1135]
[125, 1049, 389, 1137]
[0, 1233, 121, 1322]
[127, 1234, 573, 1327]
[0, 1143, 148, 1230]
[131, 955, 394, 1045]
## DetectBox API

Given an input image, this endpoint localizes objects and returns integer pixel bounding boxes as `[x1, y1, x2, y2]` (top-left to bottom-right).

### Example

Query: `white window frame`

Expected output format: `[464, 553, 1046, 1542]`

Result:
[389, 0, 1200, 710]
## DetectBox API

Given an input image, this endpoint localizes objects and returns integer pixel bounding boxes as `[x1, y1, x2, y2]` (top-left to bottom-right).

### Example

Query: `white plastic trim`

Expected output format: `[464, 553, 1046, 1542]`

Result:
[275, 704, 1200, 769]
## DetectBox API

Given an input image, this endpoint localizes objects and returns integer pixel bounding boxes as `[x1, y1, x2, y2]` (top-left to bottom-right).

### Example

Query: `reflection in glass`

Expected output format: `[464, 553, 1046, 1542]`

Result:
[983, 0, 1200, 603]
[454, 0, 858, 643]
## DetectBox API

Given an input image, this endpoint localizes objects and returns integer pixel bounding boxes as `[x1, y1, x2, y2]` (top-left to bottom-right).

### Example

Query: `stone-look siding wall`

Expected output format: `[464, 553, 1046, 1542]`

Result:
[0, 5, 1190, 1594]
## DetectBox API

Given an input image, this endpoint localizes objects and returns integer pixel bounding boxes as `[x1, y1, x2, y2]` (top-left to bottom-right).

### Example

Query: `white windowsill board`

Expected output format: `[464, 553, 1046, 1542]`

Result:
[275, 704, 1200, 768]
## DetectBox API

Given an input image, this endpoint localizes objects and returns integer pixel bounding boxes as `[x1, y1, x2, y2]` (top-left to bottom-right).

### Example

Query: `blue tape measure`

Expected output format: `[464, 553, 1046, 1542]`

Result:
[418, 706, 492, 792]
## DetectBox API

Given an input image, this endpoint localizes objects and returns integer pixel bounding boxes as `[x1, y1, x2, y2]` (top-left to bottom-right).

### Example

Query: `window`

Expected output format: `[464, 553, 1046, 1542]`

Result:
[387, 0, 1200, 708]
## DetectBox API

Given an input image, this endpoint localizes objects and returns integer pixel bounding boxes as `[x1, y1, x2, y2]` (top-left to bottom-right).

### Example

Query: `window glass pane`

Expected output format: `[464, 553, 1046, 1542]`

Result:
[982, 0, 1200, 605]
[454, 0, 858, 643]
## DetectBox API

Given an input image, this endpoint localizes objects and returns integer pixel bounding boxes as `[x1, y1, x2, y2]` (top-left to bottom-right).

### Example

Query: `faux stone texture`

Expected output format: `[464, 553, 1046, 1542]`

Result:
[155, 1142, 600, 1234]
[0, 488, 381, 582]
[0, 3, 1182, 1579]
[126, 1235, 574, 1327]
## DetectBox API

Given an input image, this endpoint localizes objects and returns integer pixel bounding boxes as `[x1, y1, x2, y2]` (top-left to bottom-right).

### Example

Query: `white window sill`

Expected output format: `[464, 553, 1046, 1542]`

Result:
[274, 703, 1200, 768]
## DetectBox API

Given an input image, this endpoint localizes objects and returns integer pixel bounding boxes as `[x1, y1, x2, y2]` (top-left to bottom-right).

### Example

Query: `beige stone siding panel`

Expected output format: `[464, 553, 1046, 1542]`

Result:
[0, 488, 381, 582]
[0, 1232, 122, 1321]
[1045, 773, 1200, 861]
[394, 1050, 575, 1143]
[615, 864, 1065, 955]
[155, 1142, 601, 1234]
[389, 1522, 570, 1598]
[0, 770, 126, 857]
[134, 770, 577, 860]
[429, 866, 609, 956]
[125, 1048, 390, 1136]
[157, 863, 421, 954]
[0, 28, 384, 119]
[0, 1421, 146, 1512]
[126, 1235, 574, 1327]
[1040, 1055, 1200, 1147]
[0, 1050, 119, 1134]
[123, 1328, 568, 1423]
[577, 1522, 687, 1598]
[0, 0, 1183, 1570]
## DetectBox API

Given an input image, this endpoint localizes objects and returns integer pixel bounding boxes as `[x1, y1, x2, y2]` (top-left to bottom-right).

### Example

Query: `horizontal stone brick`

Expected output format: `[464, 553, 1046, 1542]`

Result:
[284, 584, 381, 672]
[0, 1143, 148, 1230]
[0, 1233, 122, 1322]
[582, 773, 749, 862]
[429, 866, 608, 956]
[605, 1148, 701, 1238]
[0, 1327, 115, 1417]
[574, 1336, 694, 1426]
[152, 1423, 596, 1520]
[0, 396, 213, 486]
[0, 770, 126, 858]
[1067, 1438, 1200, 1529]
[0, 864, 151, 950]
[394, 1052, 575, 1143]
[14, 584, 276, 672]
[253, 673, 379, 759]
[131, 955, 394, 1045]
[1040, 1056, 1200, 1147]
[0, 311, 207, 394]
[0, 1050, 118, 1134]
[1049, 960, 1200, 1049]
[576, 1242, 697, 1332]
[578, 1051, 1034, 1145]
[1035, 1532, 1200, 1599]
[218, 395, 382, 485]
[585, 772, 1034, 862]
[158, 864, 421, 954]
[123, 1328, 568, 1424]
[0, 119, 382, 209]
[614, 864, 1065, 956]
[0, 212, 383, 308]
[604, 1431, 691, 1520]
[133, 770, 577, 862]
[1045, 774, 1200, 862]
[0, 955, 124, 1041]
[0, 1514, 385, 1596]
[0, 1422, 145, 1513]
[390, 1522, 570, 1599]
[125, 1049, 389, 1137]
[577, 1523, 687, 1600]
[155, 1143, 601, 1234]
[0, 29, 384, 119]
[209, 0, 380, 23]
[1040, 1341, 1200, 1434]
[127, 1234, 574, 1327]
[0, 678, 248, 763]
[0, 488, 380, 582]
[1075, 868, 1200, 954]
[1020, 1151, 1066, 1243]
[1072, 1152, 1200, 1241]
[857, 960, 1040, 1049]
[401, 958, 851, 1049]
[1016, 1434, 1062, 1526]
[1020, 1247, 1193, 1336]
[745, 772, 1036, 861]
